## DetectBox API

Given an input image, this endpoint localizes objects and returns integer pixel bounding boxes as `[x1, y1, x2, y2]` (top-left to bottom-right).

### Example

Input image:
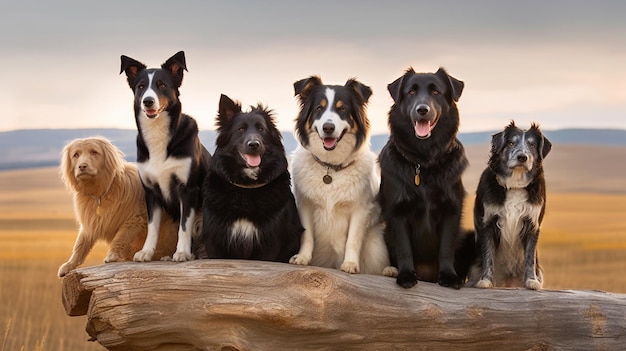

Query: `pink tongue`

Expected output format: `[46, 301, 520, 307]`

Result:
[323, 138, 337, 149]
[414, 120, 431, 137]
[244, 154, 261, 167]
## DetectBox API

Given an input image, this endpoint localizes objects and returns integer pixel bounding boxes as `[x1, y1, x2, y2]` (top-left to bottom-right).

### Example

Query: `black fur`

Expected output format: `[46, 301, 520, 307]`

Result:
[470, 121, 552, 289]
[378, 67, 468, 289]
[201, 95, 302, 262]
[120, 51, 211, 261]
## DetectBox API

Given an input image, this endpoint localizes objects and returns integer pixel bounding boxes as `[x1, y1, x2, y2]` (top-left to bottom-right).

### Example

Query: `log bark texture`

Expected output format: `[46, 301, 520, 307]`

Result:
[62, 260, 626, 351]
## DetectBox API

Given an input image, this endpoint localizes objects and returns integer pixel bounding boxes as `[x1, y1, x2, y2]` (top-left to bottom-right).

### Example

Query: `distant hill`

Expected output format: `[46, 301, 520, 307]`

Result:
[0, 128, 624, 170]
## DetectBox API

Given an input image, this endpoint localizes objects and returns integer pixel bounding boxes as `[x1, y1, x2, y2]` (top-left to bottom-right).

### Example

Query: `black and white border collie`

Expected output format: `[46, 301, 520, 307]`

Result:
[289, 76, 393, 276]
[120, 51, 211, 262]
[468, 121, 552, 290]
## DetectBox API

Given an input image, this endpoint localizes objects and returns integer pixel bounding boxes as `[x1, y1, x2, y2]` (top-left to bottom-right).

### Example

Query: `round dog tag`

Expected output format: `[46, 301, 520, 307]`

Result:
[323, 175, 333, 184]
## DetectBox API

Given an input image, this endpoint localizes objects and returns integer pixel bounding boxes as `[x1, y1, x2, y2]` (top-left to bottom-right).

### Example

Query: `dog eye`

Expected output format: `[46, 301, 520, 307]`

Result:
[508, 142, 515, 147]
[408, 89, 416, 96]
[258, 127, 264, 132]
[91, 151, 99, 156]
[137, 84, 145, 90]
[157, 82, 166, 89]
[238, 127, 245, 133]
[432, 90, 440, 95]
[72, 152, 79, 158]
[316, 105, 323, 112]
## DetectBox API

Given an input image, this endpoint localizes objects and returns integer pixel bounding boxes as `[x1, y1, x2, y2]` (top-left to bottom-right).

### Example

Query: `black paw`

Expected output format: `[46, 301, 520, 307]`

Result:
[396, 270, 418, 289]
[438, 271, 464, 289]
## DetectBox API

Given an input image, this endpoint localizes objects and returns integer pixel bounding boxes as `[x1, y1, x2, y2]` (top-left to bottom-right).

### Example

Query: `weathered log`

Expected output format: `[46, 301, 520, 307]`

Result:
[62, 260, 626, 351]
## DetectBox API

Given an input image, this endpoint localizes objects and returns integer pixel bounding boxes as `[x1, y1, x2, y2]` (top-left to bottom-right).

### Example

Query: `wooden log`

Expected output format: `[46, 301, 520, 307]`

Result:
[62, 260, 626, 351]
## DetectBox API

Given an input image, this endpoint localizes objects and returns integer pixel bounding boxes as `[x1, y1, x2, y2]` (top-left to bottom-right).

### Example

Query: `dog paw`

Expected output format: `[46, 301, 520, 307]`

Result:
[382, 266, 399, 277]
[159, 256, 173, 262]
[289, 254, 311, 266]
[57, 262, 74, 278]
[438, 271, 464, 289]
[172, 251, 195, 262]
[104, 252, 124, 263]
[525, 278, 542, 290]
[340, 261, 360, 274]
[396, 270, 418, 289]
[475, 279, 494, 289]
[133, 249, 154, 262]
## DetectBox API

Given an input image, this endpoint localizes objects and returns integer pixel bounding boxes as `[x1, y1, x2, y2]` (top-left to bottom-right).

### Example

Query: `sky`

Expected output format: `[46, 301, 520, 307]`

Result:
[1, 0, 625, 134]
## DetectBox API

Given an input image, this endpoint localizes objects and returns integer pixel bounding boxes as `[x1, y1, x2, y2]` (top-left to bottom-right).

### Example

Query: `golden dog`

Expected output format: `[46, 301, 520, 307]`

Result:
[58, 137, 178, 277]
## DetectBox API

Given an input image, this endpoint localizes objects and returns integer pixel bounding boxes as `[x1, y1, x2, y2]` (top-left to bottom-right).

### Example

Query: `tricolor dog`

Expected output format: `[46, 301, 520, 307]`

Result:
[120, 51, 211, 262]
[468, 122, 552, 290]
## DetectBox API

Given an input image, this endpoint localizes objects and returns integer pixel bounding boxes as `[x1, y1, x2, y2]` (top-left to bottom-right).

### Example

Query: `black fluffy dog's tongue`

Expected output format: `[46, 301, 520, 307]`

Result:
[243, 154, 261, 167]
[415, 120, 431, 138]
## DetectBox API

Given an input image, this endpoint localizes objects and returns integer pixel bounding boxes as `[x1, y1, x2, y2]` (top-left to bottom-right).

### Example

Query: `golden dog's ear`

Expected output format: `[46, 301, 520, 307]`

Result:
[95, 137, 126, 179]
[60, 140, 80, 192]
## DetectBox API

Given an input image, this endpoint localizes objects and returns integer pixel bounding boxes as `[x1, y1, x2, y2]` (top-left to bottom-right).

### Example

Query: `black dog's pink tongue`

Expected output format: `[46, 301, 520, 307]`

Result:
[323, 137, 337, 149]
[243, 154, 261, 167]
[415, 120, 431, 138]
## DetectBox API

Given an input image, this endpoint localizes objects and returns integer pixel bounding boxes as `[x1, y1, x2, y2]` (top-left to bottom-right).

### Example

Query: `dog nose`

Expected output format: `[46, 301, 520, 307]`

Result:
[416, 104, 430, 116]
[517, 154, 528, 162]
[78, 163, 87, 171]
[143, 97, 155, 107]
[322, 122, 335, 134]
[247, 140, 260, 149]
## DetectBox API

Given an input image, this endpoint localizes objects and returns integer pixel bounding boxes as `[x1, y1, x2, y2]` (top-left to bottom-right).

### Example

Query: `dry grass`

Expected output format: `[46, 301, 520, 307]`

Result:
[1, 161, 625, 349]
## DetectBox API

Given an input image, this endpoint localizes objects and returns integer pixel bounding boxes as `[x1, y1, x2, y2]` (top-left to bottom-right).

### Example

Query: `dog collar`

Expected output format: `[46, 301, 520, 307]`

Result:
[230, 181, 268, 189]
[88, 177, 115, 216]
[312, 155, 354, 184]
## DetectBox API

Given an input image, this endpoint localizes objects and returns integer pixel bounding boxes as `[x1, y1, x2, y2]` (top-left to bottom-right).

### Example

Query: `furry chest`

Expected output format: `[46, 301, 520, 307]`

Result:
[484, 189, 543, 246]
[138, 156, 192, 201]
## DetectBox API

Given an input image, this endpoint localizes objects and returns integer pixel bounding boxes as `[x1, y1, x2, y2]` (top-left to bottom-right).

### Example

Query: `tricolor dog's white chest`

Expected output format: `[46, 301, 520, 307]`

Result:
[484, 188, 543, 248]
[137, 111, 192, 202]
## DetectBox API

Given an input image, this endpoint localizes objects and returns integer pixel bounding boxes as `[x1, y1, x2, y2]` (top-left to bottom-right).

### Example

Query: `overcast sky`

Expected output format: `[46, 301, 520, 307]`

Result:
[1, 0, 625, 134]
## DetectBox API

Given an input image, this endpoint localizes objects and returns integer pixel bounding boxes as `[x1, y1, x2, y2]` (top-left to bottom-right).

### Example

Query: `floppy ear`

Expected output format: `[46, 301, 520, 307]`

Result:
[120, 55, 147, 89]
[161, 51, 187, 88]
[345, 78, 373, 104]
[435, 67, 464, 102]
[97, 138, 126, 179]
[60, 140, 79, 192]
[490, 131, 505, 156]
[387, 75, 404, 104]
[293, 76, 322, 103]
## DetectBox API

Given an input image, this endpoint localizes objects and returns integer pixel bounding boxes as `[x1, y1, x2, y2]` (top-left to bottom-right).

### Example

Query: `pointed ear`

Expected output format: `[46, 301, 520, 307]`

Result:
[293, 76, 322, 103]
[161, 51, 187, 88]
[435, 67, 464, 102]
[120, 55, 147, 89]
[540, 136, 552, 159]
[387, 75, 404, 104]
[217, 94, 241, 124]
[345, 79, 372, 104]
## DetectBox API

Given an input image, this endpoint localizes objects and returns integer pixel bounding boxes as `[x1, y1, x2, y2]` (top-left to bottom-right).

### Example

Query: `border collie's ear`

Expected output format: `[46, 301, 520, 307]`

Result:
[541, 136, 552, 159]
[345, 79, 372, 104]
[217, 94, 241, 125]
[120, 55, 147, 89]
[293, 76, 322, 103]
[435, 67, 464, 102]
[162, 51, 188, 88]
[490, 131, 505, 155]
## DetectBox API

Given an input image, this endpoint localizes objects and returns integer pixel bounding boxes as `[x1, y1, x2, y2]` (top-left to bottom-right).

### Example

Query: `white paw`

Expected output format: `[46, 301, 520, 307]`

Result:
[340, 261, 360, 274]
[382, 266, 399, 277]
[172, 250, 194, 262]
[133, 249, 154, 262]
[289, 253, 311, 266]
[58, 262, 74, 278]
[104, 252, 124, 263]
[159, 256, 173, 262]
[476, 279, 494, 289]
[525, 278, 542, 290]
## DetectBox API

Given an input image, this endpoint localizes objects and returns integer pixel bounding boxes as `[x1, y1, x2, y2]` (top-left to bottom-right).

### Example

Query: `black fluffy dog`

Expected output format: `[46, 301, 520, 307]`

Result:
[468, 121, 552, 290]
[201, 94, 302, 262]
[378, 67, 468, 289]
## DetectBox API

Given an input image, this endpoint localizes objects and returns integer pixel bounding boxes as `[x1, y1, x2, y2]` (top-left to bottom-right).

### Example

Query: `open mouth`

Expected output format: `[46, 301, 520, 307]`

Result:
[143, 107, 165, 119]
[414, 117, 439, 139]
[321, 130, 347, 151]
[240, 152, 261, 168]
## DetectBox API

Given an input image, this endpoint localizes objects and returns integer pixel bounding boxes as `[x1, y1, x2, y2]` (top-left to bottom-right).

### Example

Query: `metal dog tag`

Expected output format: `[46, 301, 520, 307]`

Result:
[323, 174, 333, 184]
[414, 165, 421, 186]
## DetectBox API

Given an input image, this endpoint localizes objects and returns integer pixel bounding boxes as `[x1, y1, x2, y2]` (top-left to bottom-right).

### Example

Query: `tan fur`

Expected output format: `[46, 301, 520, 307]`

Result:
[57, 137, 177, 277]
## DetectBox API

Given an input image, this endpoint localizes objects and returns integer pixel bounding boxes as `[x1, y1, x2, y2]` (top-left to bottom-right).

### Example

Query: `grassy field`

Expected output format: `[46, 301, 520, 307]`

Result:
[1, 164, 625, 350]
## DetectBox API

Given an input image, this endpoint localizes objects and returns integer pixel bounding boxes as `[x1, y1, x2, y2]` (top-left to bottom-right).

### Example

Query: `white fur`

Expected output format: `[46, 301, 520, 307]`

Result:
[229, 218, 259, 246]
[482, 188, 543, 285]
[289, 132, 391, 275]
[310, 88, 351, 140]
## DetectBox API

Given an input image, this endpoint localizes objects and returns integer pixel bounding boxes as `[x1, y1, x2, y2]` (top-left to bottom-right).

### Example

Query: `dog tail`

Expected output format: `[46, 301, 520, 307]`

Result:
[454, 229, 476, 282]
